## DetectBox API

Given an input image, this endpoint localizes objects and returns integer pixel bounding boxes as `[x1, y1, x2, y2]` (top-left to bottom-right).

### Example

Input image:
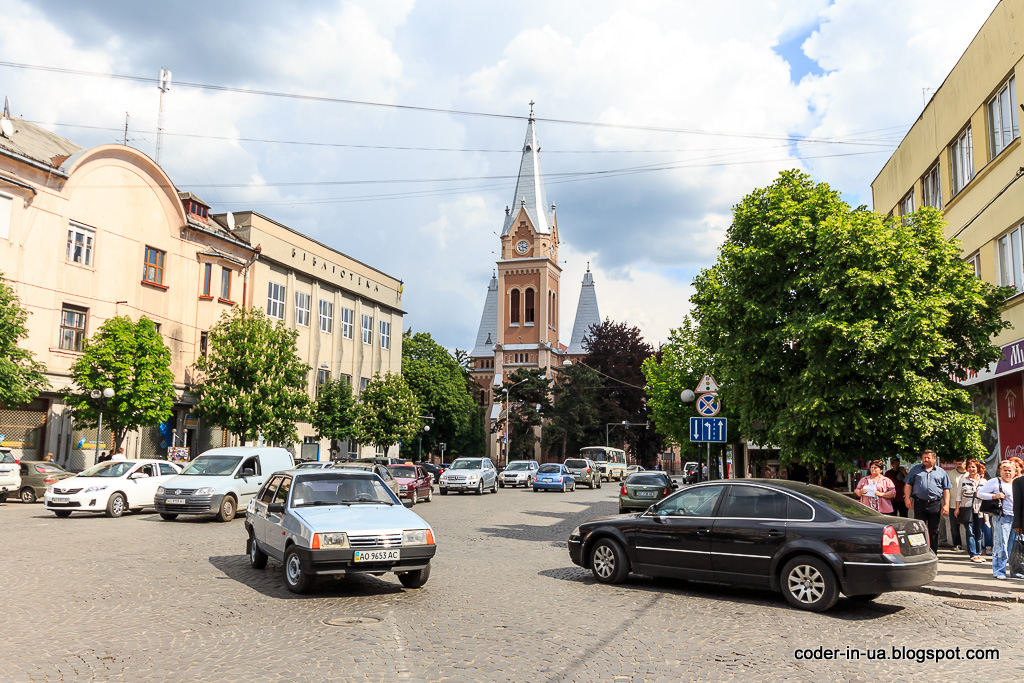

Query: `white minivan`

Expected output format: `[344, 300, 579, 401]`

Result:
[154, 447, 293, 522]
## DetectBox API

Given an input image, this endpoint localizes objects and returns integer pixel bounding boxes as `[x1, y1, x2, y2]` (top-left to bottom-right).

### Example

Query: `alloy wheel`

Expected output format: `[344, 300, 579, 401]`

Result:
[787, 564, 825, 605]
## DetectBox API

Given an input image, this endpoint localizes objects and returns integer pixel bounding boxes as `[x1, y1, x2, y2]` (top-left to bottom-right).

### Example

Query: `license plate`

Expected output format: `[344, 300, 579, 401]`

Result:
[166, 498, 186, 505]
[354, 549, 400, 562]
[909, 533, 926, 547]
[51, 496, 69, 504]
[636, 491, 656, 497]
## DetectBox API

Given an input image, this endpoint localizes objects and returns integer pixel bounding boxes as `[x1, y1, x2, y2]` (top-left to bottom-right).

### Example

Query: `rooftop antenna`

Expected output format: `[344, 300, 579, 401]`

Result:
[123, 112, 129, 145]
[0, 97, 12, 139]
[156, 67, 172, 164]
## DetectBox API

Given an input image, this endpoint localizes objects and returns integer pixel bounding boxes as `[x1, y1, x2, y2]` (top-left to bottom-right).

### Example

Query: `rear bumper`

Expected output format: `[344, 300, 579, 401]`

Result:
[293, 544, 437, 575]
[534, 480, 569, 490]
[841, 555, 938, 595]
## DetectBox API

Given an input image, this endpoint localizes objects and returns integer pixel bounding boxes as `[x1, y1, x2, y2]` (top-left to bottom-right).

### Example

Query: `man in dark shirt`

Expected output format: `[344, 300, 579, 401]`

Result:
[903, 450, 952, 553]
[885, 457, 908, 517]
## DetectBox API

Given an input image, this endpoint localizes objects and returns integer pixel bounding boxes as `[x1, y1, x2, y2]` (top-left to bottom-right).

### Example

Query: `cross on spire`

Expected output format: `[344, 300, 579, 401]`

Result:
[529, 100, 535, 120]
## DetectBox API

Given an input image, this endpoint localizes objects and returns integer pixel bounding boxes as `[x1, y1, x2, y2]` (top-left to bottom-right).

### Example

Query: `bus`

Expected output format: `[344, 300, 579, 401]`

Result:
[579, 446, 627, 482]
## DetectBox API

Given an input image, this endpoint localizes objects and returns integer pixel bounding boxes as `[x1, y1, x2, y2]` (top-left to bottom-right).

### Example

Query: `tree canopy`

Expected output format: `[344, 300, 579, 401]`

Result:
[357, 372, 422, 454]
[543, 360, 603, 460]
[65, 315, 176, 450]
[495, 367, 551, 462]
[192, 307, 311, 444]
[311, 377, 359, 447]
[0, 271, 48, 406]
[691, 170, 1010, 472]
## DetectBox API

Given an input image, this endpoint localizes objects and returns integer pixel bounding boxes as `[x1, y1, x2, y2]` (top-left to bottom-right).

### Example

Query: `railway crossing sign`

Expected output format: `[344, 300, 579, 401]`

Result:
[696, 393, 721, 417]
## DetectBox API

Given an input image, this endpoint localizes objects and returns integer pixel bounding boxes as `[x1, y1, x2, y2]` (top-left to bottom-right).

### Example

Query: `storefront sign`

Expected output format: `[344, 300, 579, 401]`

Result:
[996, 373, 1024, 460]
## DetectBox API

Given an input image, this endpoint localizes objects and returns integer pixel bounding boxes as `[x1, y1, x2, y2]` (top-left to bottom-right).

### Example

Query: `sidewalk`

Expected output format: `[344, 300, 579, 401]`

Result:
[914, 548, 1024, 602]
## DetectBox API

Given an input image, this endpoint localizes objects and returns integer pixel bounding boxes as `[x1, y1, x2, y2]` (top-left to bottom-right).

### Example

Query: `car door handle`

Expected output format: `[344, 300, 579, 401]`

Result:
[696, 528, 710, 535]
[767, 529, 784, 538]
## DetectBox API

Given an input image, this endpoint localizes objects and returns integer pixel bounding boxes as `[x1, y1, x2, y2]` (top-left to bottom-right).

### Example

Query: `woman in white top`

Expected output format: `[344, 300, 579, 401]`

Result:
[977, 460, 1017, 579]
[956, 459, 988, 562]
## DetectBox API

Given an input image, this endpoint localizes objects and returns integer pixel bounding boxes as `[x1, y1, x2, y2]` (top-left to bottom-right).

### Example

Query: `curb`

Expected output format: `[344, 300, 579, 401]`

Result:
[913, 584, 1021, 603]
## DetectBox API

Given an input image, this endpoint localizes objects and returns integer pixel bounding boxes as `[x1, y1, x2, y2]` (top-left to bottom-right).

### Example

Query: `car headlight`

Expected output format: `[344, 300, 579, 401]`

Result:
[83, 485, 107, 494]
[314, 532, 349, 549]
[157, 486, 165, 495]
[195, 487, 215, 496]
[570, 526, 581, 539]
[467, 475, 479, 482]
[403, 529, 434, 546]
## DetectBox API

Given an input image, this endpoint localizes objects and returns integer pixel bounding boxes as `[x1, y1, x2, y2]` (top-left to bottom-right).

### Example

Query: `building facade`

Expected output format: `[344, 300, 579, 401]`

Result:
[871, 0, 1022, 468]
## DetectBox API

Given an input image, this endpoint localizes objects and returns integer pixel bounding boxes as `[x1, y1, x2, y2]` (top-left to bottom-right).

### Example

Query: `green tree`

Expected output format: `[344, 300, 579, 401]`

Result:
[543, 361, 603, 460]
[0, 271, 48, 405]
[357, 372, 421, 454]
[193, 307, 311, 444]
[311, 377, 359, 446]
[496, 368, 551, 462]
[692, 170, 1010, 476]
[65, 315, 175, 450]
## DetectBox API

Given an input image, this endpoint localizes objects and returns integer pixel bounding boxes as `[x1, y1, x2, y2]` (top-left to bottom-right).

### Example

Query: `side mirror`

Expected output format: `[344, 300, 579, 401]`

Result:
[267, 502, 285, 513]
[671, 482, 679, 489]
[240, 468, 256, 478]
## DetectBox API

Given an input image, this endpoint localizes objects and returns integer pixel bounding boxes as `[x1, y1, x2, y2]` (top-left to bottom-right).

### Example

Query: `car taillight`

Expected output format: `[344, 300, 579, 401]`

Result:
[664, 487, 671, 496]
[882, 526, 900, 555]
[44, 476, 57, 483]
[586, 468, 591, 473]
[620, 484, 627, 496]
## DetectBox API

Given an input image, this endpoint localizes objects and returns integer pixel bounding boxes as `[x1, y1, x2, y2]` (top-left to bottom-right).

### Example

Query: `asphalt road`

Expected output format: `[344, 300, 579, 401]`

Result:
[2, 482, 1023, 681]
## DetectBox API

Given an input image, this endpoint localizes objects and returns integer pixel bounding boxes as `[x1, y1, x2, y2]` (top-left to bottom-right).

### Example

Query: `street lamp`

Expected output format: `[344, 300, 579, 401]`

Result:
[91, 387, 115, 464]
[417, 415, 434, 462]
[498, 374, 543, 468]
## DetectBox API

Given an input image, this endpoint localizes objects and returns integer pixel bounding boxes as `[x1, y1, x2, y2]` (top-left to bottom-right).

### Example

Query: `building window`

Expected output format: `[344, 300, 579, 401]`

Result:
[295, 291, 311, 327]
[525, 288, 535, 324]
[360, 377, 370, 392]
[997, 225, 1024, 294]
[0, 192, 11, 240]
[319, 300, 334, 333]
[361, 314, 373, 344]
[967, 253, 981, 279]
[921, 163, 942, 209]
[59, 304, 88, 351]
[200, 331, 208, 357]
[510, 289, 520, 325]
[950, 126, 974, 196]
[898, 190, 914, 225]
[341, 373, 352, 386]
[220, 267, 231, 301]
[380, 320, 391, 350]
[201, 263, 212, 297]
[988, 75, 1019, 158]
[316, 368, 330, 396]
[341, 307, 354, 339]
[142, 246, 166, 286]
[267, 282, 286, 319]
[67, 222, 95, 267]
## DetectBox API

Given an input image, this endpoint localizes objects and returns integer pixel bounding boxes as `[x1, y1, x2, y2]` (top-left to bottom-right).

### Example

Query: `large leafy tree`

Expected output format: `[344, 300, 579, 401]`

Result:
[357, 372, 422, 454]
[193, 307, 311, 444]
[692, 170, 1010, 475]
[400, 331, 481, 459]
[495, 367, 551, 462]
[543, 361, 603, 460]
[0, 272, 48, 405]
[311, 377, 359, 447]
[65, 315, 175, 450]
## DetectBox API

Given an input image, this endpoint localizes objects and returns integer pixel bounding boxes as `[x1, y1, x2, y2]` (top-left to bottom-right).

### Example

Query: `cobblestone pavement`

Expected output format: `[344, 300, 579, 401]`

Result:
[2, 484, 1023, 681]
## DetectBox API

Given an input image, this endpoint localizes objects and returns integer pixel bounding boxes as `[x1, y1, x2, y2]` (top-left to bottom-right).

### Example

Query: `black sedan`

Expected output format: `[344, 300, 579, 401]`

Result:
[568, 479, 937, 612]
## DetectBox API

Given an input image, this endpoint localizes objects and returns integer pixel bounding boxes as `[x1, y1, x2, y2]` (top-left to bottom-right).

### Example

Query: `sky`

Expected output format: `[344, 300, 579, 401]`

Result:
[0, 0, 1002, 351]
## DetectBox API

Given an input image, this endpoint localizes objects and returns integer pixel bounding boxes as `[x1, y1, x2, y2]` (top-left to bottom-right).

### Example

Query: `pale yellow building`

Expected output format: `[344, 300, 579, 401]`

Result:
[871, 0, 1022, 463]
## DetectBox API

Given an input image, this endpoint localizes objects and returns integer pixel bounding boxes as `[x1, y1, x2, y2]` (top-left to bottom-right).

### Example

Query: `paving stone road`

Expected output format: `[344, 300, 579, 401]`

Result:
[2, 483, 1023, 681]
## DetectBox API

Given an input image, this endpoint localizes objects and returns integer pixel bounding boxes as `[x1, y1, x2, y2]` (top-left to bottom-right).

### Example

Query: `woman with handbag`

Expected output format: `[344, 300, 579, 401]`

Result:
[956, 459, 988, 563]
[854, 460, 896, 513]
[977, 461, 1017, 579]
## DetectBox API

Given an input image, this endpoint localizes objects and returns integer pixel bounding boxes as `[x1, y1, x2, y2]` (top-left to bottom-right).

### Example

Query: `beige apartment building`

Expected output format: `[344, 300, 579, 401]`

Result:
[871, 0, 1022, 466]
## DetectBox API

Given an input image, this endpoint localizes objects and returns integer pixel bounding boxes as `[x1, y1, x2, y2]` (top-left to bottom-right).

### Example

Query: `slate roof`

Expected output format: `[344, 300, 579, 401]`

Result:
[501, 116, 554, 236]
[567, 268, 601, 355]
[470, 273, 499, 358]
[0, 115, 81, 171]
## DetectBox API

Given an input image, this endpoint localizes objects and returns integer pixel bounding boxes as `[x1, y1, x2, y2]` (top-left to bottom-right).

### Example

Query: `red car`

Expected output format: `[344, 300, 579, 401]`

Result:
[387, 464, 434, 505]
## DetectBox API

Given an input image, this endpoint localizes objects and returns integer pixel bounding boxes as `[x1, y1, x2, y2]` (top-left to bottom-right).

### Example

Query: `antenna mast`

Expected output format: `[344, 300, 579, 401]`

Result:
[156, 67, 172, 163]
[123, 112, 129, 146]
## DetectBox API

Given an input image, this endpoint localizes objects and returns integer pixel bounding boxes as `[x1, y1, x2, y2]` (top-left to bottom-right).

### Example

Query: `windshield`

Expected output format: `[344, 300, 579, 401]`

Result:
[581, 448, 607, 461]
[79, 462, 134, 478]
[291, 474, 397, 506]
[180, 456, 242, 476]
[626, 473, 670, 486]
[389, 465, 417, 478]
[564, 459, 588, 468]
[538, 464, 562, 474]
[451, 459, 483, 470]
[505, 462, 530, 471]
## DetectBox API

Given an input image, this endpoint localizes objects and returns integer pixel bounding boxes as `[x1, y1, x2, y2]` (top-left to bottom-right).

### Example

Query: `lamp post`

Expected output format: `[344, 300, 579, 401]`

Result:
[498, 375, 541, 468]
[417, 415, 434, 462]
[90, 387, 115, 464]
[680, 388, 712, 481]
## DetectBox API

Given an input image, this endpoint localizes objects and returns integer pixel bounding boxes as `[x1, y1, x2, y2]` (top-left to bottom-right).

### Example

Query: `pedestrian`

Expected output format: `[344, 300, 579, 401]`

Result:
[110, 447, 127, 461]
[97, 451, 110, 463]
[903, 450, 952, 554]
[42, 452, 55, 463]
[947, 458, 968, 550]
[977, 460, 1018, 579]
[885, 456, 909, 518]
[854, 460, 896, 513]
[957, 458, 988, 563]
[701, 463, 708, 481]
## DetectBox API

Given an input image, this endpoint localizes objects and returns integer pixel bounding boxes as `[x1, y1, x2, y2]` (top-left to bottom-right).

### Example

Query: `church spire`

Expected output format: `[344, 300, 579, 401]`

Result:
[567, 267, 600, 355]
[502, 105, 554, 236]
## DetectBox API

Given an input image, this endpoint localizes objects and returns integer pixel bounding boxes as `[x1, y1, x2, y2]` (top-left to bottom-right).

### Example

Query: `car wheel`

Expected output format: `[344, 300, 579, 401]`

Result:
[440, 487, 448, 496]
[284, 547, 314, 594]
[53, 510, 72, 518]
[499, 480, 505, 488]
[398, 561, 431, 589]
[618, 506, 626, 514]
[105, 492, 127, 518]
[216, 496, 237, 522]
[410, 490, 418, 506]
[526, 477, 533, 487]
[571, 481, 576, 492]
[781, 555, 839, 612]
[248, 532, 268, 570]
[19, 487, 36, 504]
[160, 513, 178, 521]
[491, 479, 498, 494]
[590, 538, 629, 584]
[533, 487, 539, 492]
[477, 480, 484, 495]
[560, 481, 566, 493]
[596, 479, 602, 489]
[425, 487, 433, 503]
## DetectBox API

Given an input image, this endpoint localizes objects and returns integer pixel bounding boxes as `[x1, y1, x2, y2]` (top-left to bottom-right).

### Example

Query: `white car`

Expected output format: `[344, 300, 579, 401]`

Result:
[0, 448, 21, 503]
[45, 459, 182, 518]
[439, 457, 498, 495]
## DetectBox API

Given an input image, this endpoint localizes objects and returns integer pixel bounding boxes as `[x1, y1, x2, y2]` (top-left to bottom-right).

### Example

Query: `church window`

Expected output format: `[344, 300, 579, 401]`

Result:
[510, 289, 520, 325]
[525, 288, 535, 324]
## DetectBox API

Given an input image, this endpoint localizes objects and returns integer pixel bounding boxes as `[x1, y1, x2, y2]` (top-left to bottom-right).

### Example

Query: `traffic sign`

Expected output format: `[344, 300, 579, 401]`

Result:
[695, 374, 719, 394]
[690, 417, 727, 443]
[696, 393, 721, 417]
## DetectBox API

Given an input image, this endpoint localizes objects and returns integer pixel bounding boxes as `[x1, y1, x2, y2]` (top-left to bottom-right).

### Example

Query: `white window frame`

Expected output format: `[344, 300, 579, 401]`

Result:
[267, 282, 286, 319]
[0, 191, 13, 241]
[380, 320, 391, 350]
[319, 299, 334, 334]
[361, 314, 373, 345]
[295, 291, 311, 327]
[988, 75, 1019, 158]
[950, 126, 974, 196]
[967, 253, 981, 279]
[997, 224, 1024, 295]
[341, 307, 354, 339]
[921, 163, 942, 209]
[67, 221, 95, 267]
[899, 190, 914, 224]
[220, 267, 232, 301]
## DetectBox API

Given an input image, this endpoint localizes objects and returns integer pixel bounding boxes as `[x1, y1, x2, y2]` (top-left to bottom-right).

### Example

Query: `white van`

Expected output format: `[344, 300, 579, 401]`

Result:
[154, 447, 293, 522]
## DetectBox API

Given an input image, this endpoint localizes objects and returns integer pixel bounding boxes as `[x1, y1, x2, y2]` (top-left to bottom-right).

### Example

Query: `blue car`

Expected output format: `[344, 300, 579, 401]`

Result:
[533, 464, 576, 492]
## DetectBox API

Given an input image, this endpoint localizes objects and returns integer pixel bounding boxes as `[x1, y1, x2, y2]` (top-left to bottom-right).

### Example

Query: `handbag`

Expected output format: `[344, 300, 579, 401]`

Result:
[956, 506, 973, 525]
[979, 480, 1003, 516]
[1009, 533, 1024, 577]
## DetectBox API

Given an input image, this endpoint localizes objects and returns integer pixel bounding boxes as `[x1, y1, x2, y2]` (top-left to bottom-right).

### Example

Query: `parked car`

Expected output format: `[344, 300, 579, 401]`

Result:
[244, 469, 436, 593]
[439, 457, 498, 495]
[44, 459, 183, 518]
[499, 460, 539, 488]
[154, 447, 294, 522]
[18, 460, 74, 503]
[415, 462, 442, 486]
[335, 461, 401, 498]
[568, 479, 938, 612]
[296, 462, 334, 470]
[0, 448, 22, 503]
[563, 458, 601, 489]
[626, 465, 646, 475]
[618, 472, 677, 513]
[533, 463, 576, 492]
[682, 462, 700, 484]
[369, 457, 406, 467]
[388, 464, 434, 505]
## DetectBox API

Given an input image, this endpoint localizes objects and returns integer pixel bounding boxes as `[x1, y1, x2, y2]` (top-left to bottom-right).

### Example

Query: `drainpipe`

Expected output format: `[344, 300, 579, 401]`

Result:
[241, 245, 262, 309]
